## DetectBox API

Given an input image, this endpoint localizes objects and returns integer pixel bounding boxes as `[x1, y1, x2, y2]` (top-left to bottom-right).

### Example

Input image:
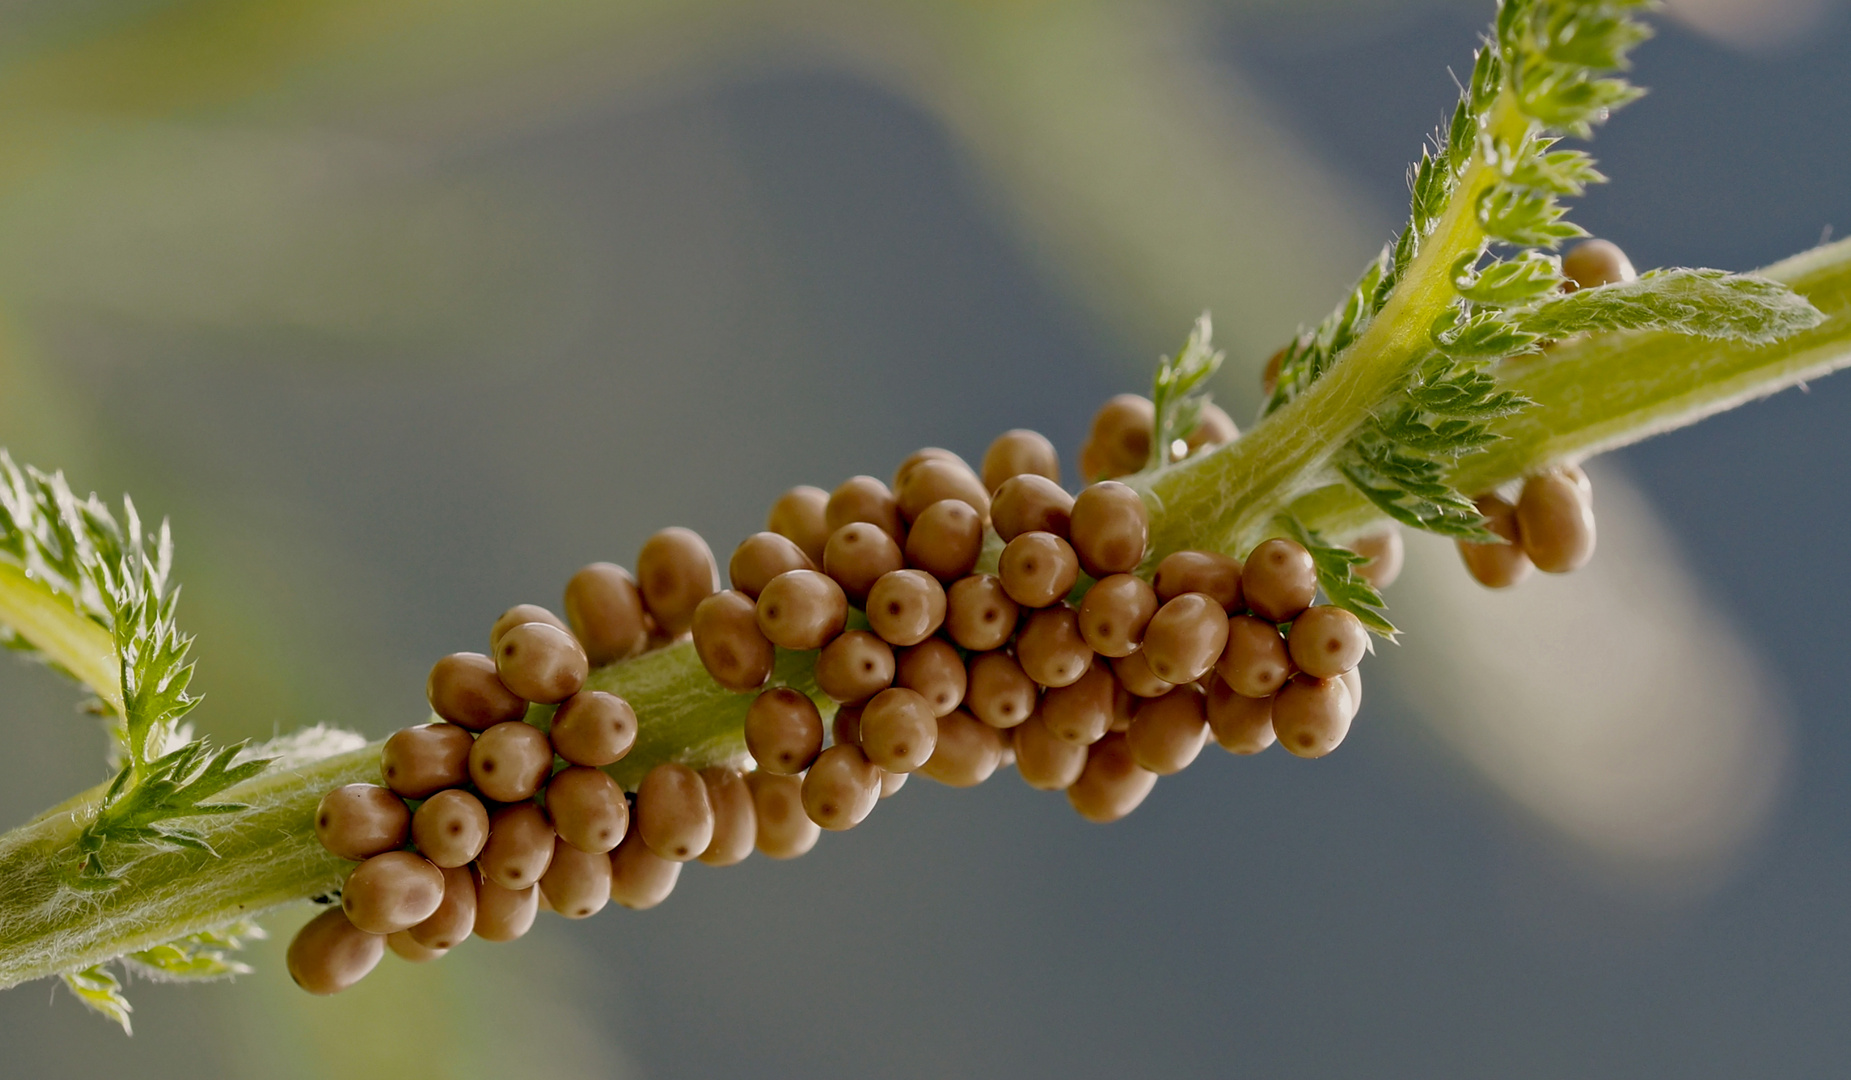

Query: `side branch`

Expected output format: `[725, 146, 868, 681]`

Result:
[1288, 236, 1851, 541]
[1, 237, 1847, 991]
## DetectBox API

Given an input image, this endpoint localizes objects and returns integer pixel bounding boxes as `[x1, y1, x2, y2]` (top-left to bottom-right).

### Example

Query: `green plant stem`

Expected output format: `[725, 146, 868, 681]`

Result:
[1133, 96, 1528, 560]
[0, 563, 120, 713]
[2, 235, 1849, 993]
[1286, 235, 1851, 543]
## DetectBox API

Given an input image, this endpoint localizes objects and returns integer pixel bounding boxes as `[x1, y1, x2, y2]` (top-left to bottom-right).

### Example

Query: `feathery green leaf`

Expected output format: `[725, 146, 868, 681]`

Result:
[61, 963, 133, 1035]
[1521, 268, 1827, 343]
[76, 739, 271, 882]
[1149, 314, 1225, 469]
[1280, 518, 1397, 640]
[127, 918, 265, 982]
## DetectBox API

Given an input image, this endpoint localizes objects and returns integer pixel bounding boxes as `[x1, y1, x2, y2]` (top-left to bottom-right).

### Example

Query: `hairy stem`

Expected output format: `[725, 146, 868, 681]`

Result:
[1288, 236, 1851, 541]
[0, 564, 120, 713]
[1134, 96, 1528, 559]
[2, 234, 1849, 991]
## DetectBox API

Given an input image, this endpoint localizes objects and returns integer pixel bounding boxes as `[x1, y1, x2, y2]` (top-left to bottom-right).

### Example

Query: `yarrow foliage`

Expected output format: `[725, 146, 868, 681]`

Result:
[1148, 314, 1226, 469]
[0, 452, 272, 1020]
[1254, 0, 1820, 569]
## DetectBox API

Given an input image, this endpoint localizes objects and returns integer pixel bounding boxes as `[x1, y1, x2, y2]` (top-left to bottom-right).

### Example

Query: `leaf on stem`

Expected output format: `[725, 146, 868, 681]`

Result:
[1520, 268, 1826, 343]
[1148, 314, 1225, 469]
[61, 963, 133, 1035]
[127, 917, 266, 982]
[75, 739, 272, 882]
[1280, 518, 1397, 640]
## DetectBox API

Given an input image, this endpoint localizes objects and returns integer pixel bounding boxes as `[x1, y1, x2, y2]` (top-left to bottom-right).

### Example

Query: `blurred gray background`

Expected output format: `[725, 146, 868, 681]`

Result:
[1, 0, 1848, 1076]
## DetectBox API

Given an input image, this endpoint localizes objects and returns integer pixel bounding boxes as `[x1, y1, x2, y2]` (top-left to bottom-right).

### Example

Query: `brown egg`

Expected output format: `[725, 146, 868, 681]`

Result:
[801, 744, 882, 831]
[866, 569, 948, 647]
[1110, 650, 1175, 699]
[1241, 538, 1317, 623]
[1065, 732, 1157, 823]
[1012, 713, 1089, 791]
[408, 864, 477, 950]
[563, 563, 650, 665]
[636, 527, 720, 637]
[894, 638, 967, 717]
[1152, 550, 1244, 612]
[1041, 662, 1117, 746]
[478, 801, 556, 891]
[826, 475, 907, 542]
[999, 531, 1081, 609]
[1069, 482, 1149, 578]
[468, 721, 554, 803]
[490, 605, 571, 654]
[858, 688, 939, 774]
[966, 650, 1040, 729]
[728, 532, 817, 600]
[608, 828, 682, 910]
[896, 458, 991, 524]
[903, 499, 985, 582]
[1014, 605, 1095, 689]
[990, 474, 1074, 542]
[692, 589, 776, 692]
[636, 762, 716, 861]
[473, 874, 540, 942]
[918, 709, 1006, 788]
[287, 908, 383, 995]
[755, 569, 849, 650]
[745, 770, 821, 860]
[1126, 684, 1210, 775]
[1272, 674, 1354, 759]
[945, 574, 1019, 652]
[410, 788, 490, 868]
[380, 723, 474, 800]
[1077, 573, 1159, 658]
[823, 522, 907, 604]
[1286, 605, 1369, 679]
[1205, 675, 1276, 755]
[342, 851, 446, 935]
[767, 485, 832, 566]
[744, 686, 825, 775]
[548, 690, 637, 768]
[426, 652, 527, 732]
[697, 768, 757, 867]
[1084, 395, 1155, 479]
[1139, 593, 1230, 685]
[1517, 466, 1596, 574]
[539, 838, 613, 919]
[815, 630, 896, 704]
[315, 784, 410, 862]
[546, 765, 629, 854]
[1216, 614, 1293, 699]
[1347, 526, 1404, 590]
[982, 429, 1061, 492]
[494, 621, 589, 704]
[1457, 492, 1533, 589]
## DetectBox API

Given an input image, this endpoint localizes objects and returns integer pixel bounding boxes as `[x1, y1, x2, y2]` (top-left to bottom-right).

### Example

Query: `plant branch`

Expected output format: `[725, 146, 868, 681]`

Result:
[1287, 236, 1851, 542]
[1132, 96, 1531, 558]
[1, 230, 1847, 995]
[0, 562, 120, 712]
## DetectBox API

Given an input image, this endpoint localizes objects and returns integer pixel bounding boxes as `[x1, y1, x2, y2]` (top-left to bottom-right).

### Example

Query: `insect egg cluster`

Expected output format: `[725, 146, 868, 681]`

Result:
[290, 383, 1484, 995]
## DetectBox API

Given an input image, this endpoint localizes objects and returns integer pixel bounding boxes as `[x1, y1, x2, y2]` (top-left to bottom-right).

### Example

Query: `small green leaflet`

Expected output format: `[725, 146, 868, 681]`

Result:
[1520, 268, 1826, 344]
[1280, 518, 1396, 640]
[0, 451, 273, 884]
[1262, 250, 1389, 418]
[75, 739, 269, 882]
[127, 917, 266, 982]
[62, 964, 133, 1035]
[1148, 314, 1224, 469]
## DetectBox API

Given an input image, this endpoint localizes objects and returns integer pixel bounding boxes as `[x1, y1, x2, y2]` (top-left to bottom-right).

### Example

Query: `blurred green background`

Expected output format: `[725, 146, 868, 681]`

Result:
[3, 0, 1850, 1076]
